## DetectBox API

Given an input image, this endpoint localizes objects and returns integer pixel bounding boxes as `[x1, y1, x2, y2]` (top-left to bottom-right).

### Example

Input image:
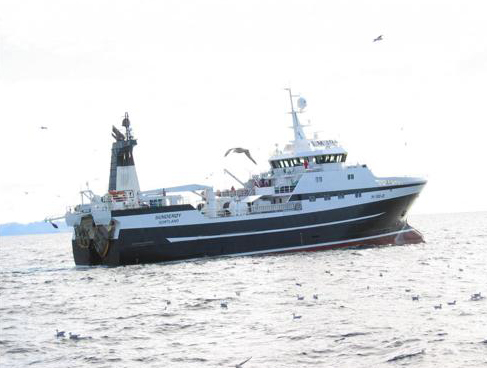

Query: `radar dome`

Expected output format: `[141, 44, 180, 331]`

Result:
[297, 97, 307, 110]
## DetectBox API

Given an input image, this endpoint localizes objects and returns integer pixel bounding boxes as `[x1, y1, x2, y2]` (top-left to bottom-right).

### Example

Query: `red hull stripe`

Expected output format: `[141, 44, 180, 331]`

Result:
[226, 228, 424, 258]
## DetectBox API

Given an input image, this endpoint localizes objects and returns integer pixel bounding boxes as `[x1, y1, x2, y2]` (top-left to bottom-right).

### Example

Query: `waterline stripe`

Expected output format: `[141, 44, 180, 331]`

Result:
[167, 212, 384, 243]
[225, 228, 415, 257]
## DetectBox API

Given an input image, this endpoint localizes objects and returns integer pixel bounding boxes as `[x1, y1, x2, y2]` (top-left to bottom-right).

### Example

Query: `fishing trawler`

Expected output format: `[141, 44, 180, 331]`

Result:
[50, 90, 426, 266]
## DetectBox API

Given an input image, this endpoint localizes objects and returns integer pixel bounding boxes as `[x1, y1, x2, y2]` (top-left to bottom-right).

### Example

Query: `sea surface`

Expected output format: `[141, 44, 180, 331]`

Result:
[1, 212, 486, 368]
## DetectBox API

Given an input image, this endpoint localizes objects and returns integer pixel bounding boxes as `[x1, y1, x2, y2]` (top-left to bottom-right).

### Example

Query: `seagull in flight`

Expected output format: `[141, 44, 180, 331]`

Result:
[224, 148, 257, 165]
[373, 35, 383, 42]
[235, 357, 252, 368]
[40, 126, 48, 130]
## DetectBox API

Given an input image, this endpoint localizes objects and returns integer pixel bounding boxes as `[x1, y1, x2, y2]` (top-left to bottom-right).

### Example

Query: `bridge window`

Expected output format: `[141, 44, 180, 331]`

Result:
[309, 196, 316, 202]
[338, 193, 345, 199]
[315, 177, 322, 183]
[355, 192, 362, 198]
[348, 174, 355, 180]
[315, 155, 326, 164]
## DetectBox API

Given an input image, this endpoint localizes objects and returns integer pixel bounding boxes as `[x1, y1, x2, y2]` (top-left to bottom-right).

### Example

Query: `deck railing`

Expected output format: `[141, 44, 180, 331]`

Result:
[250, 202, 302, 214]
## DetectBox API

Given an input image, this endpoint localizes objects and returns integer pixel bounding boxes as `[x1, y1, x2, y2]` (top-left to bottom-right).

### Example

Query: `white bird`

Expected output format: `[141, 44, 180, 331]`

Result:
[56, 329, 65, 338]
[373, 35, 383, 42]
[224, 148, 257, 165]
[293, 313, 302, 319]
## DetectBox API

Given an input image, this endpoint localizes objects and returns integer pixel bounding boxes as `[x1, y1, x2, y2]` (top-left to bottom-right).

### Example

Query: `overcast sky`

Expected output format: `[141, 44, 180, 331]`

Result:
[1, 0, 486, 224]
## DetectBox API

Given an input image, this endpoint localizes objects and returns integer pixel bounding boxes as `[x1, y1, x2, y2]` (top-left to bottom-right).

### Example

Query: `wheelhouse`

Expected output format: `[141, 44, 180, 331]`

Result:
[270, 153, 348, 169]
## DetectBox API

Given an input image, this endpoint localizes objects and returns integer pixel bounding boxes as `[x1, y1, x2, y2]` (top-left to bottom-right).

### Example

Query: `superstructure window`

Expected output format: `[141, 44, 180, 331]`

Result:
[355, 192, 362, 198]
[309, 196, 316, 202]
[347, 174, 355, 180]
[338, 193, 345, 199]
[315, 155, 327, 164]
[315, 177, 323, 183]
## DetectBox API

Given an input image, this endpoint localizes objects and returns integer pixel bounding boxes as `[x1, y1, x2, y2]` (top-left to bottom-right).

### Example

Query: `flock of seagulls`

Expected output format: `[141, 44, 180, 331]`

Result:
[410, 291, 482, 309]
[51, 275, 483, 368]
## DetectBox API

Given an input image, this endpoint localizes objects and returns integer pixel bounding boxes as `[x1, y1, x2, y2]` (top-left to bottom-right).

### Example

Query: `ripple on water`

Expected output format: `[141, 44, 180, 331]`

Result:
[0, 213, 486, 368]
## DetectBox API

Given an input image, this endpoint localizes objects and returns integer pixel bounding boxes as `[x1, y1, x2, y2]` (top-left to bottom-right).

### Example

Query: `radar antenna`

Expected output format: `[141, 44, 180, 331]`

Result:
[285, 88, 307, 142]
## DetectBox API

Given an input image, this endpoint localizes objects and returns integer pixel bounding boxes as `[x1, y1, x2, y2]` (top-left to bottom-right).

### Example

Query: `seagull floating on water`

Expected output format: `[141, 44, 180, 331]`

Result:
[224, 147, 257, 165]
[295, 282, 302, 287]
[69, 332, 80, 340]
[221, 302, 228, 309]
[434, 304, 442, 310]
[412, 295, 420, 301]
[447, 300, 456, 305]
[293, 313, 302, 319]
[471, 292, 484, 301]
[313, 294, 318, 300]
[297, 295, 304, 300]
[56, 329, 65, 338]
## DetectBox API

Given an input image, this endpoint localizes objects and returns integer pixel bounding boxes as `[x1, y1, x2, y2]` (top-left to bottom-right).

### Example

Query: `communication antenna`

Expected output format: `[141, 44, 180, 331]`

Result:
[122, 112, 134, 140]
[284, 88, 308, 142]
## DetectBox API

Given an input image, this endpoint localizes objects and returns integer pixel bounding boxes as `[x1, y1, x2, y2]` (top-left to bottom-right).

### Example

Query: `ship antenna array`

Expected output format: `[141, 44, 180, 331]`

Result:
[122, 112, 133, 140]
[284, 88, 307, 142]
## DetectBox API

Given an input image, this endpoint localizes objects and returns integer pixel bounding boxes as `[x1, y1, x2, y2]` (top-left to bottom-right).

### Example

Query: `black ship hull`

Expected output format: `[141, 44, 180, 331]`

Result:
[72, 194, 424, 266]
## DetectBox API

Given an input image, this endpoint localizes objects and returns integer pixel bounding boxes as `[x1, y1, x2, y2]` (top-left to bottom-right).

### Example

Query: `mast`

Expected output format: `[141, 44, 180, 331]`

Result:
[285, 88, 307, 142]
[285, 88, 309, 152]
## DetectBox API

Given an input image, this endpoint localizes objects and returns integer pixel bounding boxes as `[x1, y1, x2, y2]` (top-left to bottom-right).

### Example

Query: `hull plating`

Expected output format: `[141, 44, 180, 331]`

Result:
[72, 194, 423, 266]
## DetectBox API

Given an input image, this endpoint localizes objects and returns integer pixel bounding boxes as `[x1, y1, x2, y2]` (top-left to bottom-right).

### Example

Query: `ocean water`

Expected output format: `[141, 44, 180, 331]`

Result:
[1, 212, 486, 368]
